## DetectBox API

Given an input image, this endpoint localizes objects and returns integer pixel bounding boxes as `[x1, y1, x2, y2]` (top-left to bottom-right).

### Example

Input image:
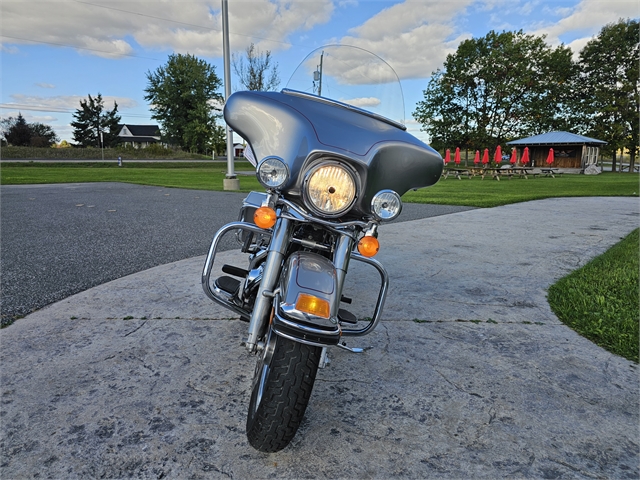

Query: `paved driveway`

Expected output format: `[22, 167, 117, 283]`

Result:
[0, 195, 637, 479]
[0, 183, 471, 325]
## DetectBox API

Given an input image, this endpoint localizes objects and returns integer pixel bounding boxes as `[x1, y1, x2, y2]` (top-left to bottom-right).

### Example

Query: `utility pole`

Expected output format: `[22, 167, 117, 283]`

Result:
[313, 51, 324, 97]
[222, 0, 239, 190]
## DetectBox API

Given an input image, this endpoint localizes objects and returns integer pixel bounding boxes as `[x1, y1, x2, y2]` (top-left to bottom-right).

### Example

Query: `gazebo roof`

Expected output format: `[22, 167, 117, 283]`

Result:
[507, 131, 607, 146]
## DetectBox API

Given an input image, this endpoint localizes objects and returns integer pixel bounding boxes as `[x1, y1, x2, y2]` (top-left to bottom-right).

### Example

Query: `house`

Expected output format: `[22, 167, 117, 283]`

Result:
[506, 131, 607, 169]
[117, 125, 162, 148]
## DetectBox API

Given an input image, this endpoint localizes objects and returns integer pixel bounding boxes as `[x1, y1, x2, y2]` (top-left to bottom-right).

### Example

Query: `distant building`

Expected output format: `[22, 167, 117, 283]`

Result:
[507, 131, 607, 169]
[117, 125, 162, 148]
[234, 143, 246, 157]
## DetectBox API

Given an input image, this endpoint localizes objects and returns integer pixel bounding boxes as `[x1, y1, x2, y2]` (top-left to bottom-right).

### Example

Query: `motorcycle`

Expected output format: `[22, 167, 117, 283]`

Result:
[202, 45, 443, 452]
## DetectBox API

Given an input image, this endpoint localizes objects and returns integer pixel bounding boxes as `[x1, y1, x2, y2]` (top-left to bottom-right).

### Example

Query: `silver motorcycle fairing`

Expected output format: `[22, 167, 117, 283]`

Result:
[223, 90, 443, 217]
[272, 251, 341, 347]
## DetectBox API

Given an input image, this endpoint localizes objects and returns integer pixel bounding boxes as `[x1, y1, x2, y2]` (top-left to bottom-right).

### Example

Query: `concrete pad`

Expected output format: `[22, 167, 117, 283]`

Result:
[1, 197, 638, 479]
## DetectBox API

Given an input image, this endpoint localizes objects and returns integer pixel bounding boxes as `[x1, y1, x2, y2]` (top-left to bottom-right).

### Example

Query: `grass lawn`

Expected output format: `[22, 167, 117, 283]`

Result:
[1, 162, 637, 208]
[0, 161, 262, 192]
[403, 171, 638, 207]
[548, 229, 639, 363]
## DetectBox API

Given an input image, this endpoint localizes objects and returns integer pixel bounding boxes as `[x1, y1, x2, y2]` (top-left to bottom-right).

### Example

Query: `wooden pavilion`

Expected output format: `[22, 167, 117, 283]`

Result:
[506, 131, 607, 169]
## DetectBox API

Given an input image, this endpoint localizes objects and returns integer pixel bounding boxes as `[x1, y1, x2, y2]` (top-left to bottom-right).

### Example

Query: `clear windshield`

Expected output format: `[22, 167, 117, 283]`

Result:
[285, 45, 405, 127]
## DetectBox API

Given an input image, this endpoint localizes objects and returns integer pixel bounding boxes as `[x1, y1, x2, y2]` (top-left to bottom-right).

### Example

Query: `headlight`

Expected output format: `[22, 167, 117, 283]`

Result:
[371, 190, 402, 221]
[257, 157, 289, 189]
[304, 163, 357, 217]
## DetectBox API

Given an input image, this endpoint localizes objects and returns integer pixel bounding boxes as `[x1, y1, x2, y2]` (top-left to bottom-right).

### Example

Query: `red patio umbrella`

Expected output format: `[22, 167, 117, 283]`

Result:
[510, 149, 517, 165]
[521, 146, 530, 165]
[546, 147, 554, 165]
[481, 148, 490, 165]
[444, 149, 451, 164]
[454, 147, 461, 164]
[473, 150, 480, 165]
[494, 145, 502, 165]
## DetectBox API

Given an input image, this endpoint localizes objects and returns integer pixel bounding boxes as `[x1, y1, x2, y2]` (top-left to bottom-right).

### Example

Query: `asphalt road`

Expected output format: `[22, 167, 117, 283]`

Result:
[0, 182, 473, 326]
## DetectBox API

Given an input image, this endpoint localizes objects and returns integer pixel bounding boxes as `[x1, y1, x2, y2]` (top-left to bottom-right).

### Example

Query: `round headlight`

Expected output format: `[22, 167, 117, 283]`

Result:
[371, 190, 402, 221]
[257, 157, 289, 189]
[304, 163, 357, 217]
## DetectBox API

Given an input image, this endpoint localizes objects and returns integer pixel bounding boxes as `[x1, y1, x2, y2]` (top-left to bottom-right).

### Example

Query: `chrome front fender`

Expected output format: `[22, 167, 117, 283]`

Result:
[272, 251, 342, 347]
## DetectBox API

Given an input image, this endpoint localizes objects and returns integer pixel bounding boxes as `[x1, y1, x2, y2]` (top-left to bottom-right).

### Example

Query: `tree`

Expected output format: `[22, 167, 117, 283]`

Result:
[573, 19, 639, 172]
[233, 43, 280, 91]
[70, 93, 121, 148]
[29, 122, 59, 147]
[144, 53, 224, 154]
[0, 114, 58, 147]
[2, 113, 32, 146]
[413, 30, 575, 153]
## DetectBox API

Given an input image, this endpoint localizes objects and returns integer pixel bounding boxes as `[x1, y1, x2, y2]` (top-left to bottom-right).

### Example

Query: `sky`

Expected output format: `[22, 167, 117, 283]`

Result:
[1, 0, 638, 145]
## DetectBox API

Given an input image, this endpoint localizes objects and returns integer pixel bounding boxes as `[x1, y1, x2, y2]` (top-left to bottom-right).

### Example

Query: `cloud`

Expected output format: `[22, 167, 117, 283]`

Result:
[335, 0, 475, 80]
[530, 0, 639, 50]
[0, 0, 333, 59]
[35, 83, 56, 89]
[340, 96, 381, 108]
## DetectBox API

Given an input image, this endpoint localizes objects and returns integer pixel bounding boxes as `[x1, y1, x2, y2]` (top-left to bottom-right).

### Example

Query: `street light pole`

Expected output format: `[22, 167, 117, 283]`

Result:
[221, 0, 239, 190]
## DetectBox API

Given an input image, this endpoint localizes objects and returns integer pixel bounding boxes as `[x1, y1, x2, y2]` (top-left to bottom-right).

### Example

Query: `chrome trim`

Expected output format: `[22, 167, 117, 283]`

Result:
[279, 197, 371, 231]
[202, 221, 271, 320]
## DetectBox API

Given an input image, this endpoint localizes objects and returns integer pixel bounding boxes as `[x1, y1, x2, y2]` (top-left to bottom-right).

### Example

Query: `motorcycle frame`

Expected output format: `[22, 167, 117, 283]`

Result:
[202, 192, 389, 353]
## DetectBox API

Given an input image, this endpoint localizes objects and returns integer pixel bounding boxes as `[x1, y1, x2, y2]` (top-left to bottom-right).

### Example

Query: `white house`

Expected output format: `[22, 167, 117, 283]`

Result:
[117, 125, 162, 148]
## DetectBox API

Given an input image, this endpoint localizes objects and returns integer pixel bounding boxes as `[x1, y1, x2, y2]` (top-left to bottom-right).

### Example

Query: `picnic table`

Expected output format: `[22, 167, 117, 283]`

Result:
[619, 164, 639, 172]
[442, 167, 472, 180]
[480, 166, 537, 180]
[540, 167, 562, 177]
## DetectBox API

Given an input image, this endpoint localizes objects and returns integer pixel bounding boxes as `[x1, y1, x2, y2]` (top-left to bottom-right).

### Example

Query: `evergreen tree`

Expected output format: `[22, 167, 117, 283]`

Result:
[3, 113, 32, 146]
[71, 93, 121, 148]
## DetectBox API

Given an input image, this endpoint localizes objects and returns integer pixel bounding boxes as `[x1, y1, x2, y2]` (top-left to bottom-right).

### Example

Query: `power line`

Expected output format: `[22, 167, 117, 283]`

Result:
[0, 104, 152, 119]
[0, 35, 159, 60]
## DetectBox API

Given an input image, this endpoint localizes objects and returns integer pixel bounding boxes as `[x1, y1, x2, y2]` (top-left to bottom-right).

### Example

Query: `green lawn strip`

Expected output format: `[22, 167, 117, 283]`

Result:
[548, 229, 639, 363]
[2, 163, 638, 207]
[1, 162, 261, 192]
[402, 172, 639, 207]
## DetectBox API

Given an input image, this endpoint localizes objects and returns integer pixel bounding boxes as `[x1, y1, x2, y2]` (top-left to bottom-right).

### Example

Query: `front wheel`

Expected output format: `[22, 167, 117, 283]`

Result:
[246, 328, 322, 452]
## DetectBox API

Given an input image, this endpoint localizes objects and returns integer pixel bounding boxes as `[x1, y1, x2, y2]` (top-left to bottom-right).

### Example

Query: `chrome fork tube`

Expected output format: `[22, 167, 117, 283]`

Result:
[333, 232, 355, 306]
[245, 216, 293, 352]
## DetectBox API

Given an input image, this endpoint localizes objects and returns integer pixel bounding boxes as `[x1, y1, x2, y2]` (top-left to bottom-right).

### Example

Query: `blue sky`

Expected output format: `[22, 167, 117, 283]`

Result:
[1, 0, 638, 144]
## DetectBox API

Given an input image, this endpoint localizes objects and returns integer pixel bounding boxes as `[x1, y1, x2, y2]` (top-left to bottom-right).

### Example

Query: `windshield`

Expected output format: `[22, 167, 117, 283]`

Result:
[285, 45, 405, 127]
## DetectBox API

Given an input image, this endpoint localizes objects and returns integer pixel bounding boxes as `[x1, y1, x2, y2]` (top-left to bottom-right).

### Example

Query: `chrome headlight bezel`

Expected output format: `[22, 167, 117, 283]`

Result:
[302, 161, 358, 218]
[257, 156, 289, 189]
[371, 189, 402, 221]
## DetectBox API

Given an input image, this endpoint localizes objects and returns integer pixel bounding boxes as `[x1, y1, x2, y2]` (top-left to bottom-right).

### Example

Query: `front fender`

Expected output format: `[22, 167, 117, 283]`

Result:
[272, 251, 341, 346]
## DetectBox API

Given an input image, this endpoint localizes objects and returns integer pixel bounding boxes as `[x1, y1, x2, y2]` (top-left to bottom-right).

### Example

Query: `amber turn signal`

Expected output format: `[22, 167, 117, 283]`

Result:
[357, 235, 379, 257]
[296, 293, 331, 318]
[254, 206, 277, 229]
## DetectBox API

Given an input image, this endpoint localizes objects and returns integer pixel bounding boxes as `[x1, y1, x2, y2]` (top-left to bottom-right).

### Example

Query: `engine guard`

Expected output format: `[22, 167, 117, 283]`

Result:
[272, 251, 341, 347]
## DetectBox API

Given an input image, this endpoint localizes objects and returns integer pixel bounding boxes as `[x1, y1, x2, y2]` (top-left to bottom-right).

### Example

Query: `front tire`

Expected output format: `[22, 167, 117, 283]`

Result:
[246, 329, 321, 452]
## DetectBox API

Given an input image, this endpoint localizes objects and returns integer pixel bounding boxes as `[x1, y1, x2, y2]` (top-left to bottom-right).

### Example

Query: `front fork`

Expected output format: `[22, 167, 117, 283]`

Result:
[245, 216, 355, 353]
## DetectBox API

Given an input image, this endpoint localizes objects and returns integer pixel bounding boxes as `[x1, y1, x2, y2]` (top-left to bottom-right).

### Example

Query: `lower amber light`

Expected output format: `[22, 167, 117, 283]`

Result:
[296, 293, 331, 318]
[254, 206, 277, 229]
[357, 235, 379, 257]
